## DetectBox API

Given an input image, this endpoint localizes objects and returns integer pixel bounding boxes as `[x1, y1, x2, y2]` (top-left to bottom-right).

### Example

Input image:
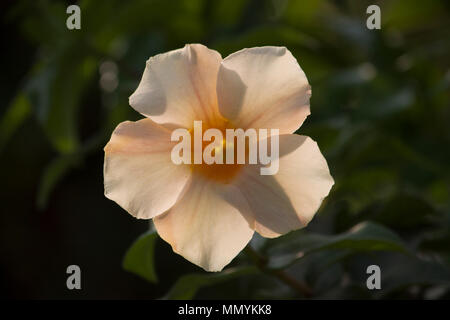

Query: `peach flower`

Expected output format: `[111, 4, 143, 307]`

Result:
[104, 44, 334, 272]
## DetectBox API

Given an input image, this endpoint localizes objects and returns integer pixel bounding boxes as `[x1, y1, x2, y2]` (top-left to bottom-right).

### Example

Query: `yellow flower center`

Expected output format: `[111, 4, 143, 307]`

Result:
[189, 122, 245, 184]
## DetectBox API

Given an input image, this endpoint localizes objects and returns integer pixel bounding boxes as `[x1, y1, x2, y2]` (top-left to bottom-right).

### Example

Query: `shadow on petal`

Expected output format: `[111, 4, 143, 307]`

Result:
[217, 65, 247, 120]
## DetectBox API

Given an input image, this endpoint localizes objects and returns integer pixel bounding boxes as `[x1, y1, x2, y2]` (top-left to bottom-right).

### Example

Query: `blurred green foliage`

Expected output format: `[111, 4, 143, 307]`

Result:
[123, 230, 158, 283]
[1, 0, 449, 299]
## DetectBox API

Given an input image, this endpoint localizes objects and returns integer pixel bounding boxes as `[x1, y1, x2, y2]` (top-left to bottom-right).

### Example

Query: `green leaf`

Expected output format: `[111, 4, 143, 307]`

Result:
[267, 222, 409, 269]
[123, 230, 158, 283]
[373, 193, 439, 230]
[381, 255, 450, 294]
[164, 266, 258, 300]
[36, 134, 104, 210]
[37, 154, 81, 210]
[384, 0, 446, 31]
[26, 54, 96, 154]
[0, 93, 31, 153]
[344, 252, 450, 297]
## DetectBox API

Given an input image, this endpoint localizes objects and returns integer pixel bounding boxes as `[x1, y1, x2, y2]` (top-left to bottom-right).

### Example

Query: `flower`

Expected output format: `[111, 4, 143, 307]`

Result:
[104, 44, 334, 272]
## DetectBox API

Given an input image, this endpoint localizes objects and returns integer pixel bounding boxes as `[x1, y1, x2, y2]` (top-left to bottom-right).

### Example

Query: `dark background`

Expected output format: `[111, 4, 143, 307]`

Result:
[1, 0, 449, 299]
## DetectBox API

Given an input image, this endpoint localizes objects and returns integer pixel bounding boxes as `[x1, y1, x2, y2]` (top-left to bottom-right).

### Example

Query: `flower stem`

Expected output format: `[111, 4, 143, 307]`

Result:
[244, 246, 313, 298]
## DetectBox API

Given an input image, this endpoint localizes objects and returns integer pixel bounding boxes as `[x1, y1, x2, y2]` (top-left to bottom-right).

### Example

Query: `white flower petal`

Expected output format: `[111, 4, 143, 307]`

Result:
[232, 134, 334, 237]
[129, 44, 223, 128]
[154, 176, 254, 271]
[104, 118, 191, 219]
[217, 46, 311, 134]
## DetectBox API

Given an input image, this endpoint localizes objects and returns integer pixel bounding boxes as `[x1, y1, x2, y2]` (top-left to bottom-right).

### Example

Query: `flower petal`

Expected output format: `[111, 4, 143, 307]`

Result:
[217, 46, 311, 134]
[104, 118, 190, 219]
[129, 44, 223, 129]
[154, 176, 254, 272]
[232, 134, 334, 238]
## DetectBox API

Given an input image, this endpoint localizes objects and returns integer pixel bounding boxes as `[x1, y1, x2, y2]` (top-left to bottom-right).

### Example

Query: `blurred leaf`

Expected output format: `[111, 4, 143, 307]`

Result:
[322, 15, 374, 54]
[36, 134, 104, 210]
[267, 222, 408, 269]
[281, 249, 351, 297]
[418, 212, 450, 254]
[336, 192, 441, 233]
[362, 86, 415, 118]
[283, 0, 326, 26]
[0, 93, 31, 153]
[377, 255, 450, 296]
[163, 266, 258, 300]
[26, 54, 97, 154]
[384, 0, 447, 31]
[373, 193, 439, 230]
[13, 2, 97, 154]
[36, 154, 81, 210]
[211, 0, 249, 27]
[123, 230, 158, 283]
[334, 167, 398, 216]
